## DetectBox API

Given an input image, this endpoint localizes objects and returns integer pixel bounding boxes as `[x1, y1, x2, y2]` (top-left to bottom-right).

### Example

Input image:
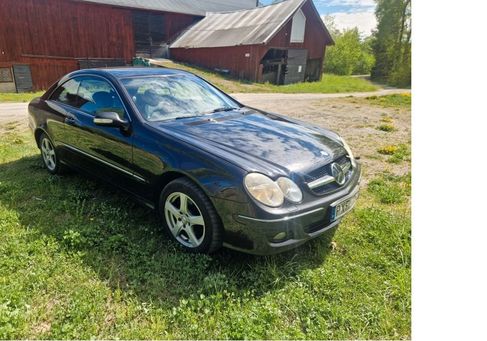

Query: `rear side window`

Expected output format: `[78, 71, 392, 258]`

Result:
[77, 77, 126, 118]
[50, 78, 82, 107]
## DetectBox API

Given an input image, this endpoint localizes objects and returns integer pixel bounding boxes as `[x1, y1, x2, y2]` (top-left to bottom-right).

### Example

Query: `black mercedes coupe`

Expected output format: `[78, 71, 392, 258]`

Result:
[28, 68, 361, 255]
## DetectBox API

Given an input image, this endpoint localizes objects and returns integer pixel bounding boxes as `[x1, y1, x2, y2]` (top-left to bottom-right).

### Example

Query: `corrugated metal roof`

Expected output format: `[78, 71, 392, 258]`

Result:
[170, 0, 309, 48]
[77, 0, 257, 16]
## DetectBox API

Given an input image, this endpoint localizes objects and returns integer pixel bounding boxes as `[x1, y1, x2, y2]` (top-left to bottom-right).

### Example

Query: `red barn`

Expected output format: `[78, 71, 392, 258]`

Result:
[0, 0, 332, 91]
[0, 0, 256, 91]
[170, 0, 334, 84]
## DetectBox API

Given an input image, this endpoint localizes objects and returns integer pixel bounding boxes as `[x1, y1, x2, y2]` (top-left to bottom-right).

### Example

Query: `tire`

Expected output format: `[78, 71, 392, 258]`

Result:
[159, 177, 223, 254]
[39, 133, 65, 175]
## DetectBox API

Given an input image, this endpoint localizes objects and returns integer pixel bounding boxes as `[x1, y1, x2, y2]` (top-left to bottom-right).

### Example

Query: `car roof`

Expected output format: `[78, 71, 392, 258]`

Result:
[67, 67, 193, 80]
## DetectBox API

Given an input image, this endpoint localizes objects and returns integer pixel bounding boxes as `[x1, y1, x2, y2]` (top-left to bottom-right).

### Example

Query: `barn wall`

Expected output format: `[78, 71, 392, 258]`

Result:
[267, 0, 329, 68]
[0, 0, 135, 61]
[170, 45, 265, 82]
[20, 58, 80, 91]
[171, 0, 330, 83]
[0, 0, 136, 90]
[165, 13, 199, 43]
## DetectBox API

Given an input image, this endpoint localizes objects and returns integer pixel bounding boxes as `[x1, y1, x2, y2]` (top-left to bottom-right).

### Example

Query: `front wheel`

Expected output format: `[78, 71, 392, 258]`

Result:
[159, 178, 223, 253]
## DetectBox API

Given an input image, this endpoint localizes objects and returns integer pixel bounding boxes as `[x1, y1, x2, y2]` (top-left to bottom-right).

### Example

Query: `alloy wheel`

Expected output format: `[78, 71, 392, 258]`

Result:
[164, 192, 206, 248]
[41, 137, 56, 171]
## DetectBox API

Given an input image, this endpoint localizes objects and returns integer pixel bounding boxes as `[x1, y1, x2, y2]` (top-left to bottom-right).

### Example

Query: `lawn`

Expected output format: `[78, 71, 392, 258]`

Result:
[151, 60, 380, 94]
[365, 93, 411, 108]
[273, 74, 379, 93]
[0, 91, 44, 103]
[0, 128, 410, 339]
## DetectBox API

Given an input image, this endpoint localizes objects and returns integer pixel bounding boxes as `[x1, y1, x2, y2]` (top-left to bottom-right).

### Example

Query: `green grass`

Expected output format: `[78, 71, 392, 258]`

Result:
[268, 74, 378, 93]
[0, 131, 410, 339]
[365, 94, 411, 109]
[378, 144, 411, 164]
[153, 61, 379, 94]
[376, 124, 396, 132]
[0, 91, 44, 103]
[368, 173, 411, 204]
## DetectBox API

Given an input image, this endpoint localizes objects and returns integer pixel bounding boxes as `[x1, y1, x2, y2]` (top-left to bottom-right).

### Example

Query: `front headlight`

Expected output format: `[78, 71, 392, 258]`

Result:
[277, 177, 303, 203]
[244, 173, 284, 207]
[340, 137, 356, 168]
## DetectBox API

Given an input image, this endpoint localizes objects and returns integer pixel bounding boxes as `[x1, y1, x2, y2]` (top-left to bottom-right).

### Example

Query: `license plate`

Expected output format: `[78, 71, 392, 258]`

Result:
[330, 191, 359, 221]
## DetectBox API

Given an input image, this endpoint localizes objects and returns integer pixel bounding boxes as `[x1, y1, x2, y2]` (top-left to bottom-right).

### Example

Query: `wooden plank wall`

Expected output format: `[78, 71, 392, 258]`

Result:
[170, 45, 265, 82]
[0, 0, 135, 89]
[0, 0, 135, 61]
[267, 0, 331, 78]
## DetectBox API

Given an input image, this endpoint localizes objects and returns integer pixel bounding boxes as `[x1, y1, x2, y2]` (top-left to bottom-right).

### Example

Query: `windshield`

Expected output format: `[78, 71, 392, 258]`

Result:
[121, 74, 240, 121]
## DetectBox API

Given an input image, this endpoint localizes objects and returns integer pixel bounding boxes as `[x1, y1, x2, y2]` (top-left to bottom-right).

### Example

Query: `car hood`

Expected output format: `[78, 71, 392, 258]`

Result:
[148, 109, 345, 176]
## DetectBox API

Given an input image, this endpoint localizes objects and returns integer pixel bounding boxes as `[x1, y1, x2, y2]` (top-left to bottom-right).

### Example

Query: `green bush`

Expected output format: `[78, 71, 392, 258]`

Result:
[377, 124, 396, 132]
[325, 28, 375, 76]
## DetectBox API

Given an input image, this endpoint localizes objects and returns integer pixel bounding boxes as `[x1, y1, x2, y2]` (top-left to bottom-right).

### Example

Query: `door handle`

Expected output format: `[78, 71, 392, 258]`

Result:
[65, 117, 76, 126]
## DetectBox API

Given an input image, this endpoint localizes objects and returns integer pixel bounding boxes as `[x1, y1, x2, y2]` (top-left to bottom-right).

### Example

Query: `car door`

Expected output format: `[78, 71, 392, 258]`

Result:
[61, 75, 143, 191]
[43, 77, 83, 158]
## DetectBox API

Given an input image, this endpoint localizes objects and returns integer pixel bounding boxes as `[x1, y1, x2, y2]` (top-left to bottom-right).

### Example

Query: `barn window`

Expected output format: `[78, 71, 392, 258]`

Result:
[290, 9, 306, 43]
[0, 68, 13, 83]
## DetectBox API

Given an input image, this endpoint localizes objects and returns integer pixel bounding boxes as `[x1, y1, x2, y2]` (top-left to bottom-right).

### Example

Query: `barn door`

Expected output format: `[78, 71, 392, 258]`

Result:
[284, 49, 308, 85]
[13, 64, 33, 92]
[132, 11, 166, 58]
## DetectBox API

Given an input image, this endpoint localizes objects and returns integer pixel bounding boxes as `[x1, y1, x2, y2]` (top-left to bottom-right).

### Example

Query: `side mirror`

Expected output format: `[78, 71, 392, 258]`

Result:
[93, 111, 129, 131]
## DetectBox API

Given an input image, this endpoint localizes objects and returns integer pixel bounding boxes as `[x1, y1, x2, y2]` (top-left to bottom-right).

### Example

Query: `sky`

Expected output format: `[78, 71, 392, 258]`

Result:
[261, 0, 377, 36]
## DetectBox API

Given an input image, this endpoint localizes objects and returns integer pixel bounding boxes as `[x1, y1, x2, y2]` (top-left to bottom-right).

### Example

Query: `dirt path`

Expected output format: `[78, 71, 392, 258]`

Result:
[0, 93, 410, 181]
[0, 103, 29, 133]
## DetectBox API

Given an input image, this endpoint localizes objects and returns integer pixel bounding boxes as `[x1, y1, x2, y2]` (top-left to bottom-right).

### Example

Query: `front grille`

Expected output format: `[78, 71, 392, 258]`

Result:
[304, 155, 353, 195]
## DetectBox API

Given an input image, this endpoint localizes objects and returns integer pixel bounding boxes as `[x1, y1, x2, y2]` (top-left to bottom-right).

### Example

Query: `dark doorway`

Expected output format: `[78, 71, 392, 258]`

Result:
[132, 11, 166, 58]
[261, 49, 287, 85]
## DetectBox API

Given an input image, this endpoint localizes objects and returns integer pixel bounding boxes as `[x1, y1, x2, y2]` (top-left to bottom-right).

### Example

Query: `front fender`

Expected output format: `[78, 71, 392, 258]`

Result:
[132, 125, 250, 204]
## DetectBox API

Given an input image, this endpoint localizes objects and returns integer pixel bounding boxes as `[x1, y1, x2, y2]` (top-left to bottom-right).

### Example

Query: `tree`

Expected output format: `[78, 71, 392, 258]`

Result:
[323, 19, 375, 76]
[325, 29, 362, 75]
[355, 35, 376, 75]
[371, 0, 411, 86]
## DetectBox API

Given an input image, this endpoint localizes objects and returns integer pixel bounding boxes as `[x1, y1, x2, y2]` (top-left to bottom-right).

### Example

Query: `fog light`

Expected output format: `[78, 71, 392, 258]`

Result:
[273, 232, 287, 240]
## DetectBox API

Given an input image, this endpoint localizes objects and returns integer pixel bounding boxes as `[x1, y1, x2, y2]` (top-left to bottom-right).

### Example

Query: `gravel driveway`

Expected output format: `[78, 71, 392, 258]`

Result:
[0, 91, 410, 182]
[0, 103, 28, 128]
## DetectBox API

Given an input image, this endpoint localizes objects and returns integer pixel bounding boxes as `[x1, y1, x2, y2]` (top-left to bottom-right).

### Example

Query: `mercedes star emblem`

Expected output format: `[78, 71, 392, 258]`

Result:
[331, 162, 346, 185]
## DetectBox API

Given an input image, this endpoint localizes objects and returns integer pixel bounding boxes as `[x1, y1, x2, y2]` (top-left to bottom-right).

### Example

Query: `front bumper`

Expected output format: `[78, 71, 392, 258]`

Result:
[221, 164, 361, 255]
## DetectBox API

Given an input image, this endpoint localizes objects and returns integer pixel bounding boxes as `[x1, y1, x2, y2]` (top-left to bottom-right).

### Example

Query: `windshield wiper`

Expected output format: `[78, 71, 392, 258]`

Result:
[174, 114, 204, 120]
[203, 107, 239, 115]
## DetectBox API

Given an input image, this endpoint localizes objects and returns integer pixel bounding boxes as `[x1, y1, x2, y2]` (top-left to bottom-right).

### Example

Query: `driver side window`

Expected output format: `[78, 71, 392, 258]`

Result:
[77, 77, 126, 118]
[50, 78, 82, 108]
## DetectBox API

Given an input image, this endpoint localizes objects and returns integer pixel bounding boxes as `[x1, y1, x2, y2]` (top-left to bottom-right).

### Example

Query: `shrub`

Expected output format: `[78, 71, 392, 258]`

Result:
[377, 124, 396, 132]
[324, 28, 375, 75]
[388, 144, 410, 164]
[378, 145, 398, 155]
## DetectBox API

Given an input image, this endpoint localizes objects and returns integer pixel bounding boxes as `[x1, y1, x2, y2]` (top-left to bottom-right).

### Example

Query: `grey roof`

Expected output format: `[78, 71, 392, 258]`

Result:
[170, 0, 326, 49]
[77, 0, 257, 16]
